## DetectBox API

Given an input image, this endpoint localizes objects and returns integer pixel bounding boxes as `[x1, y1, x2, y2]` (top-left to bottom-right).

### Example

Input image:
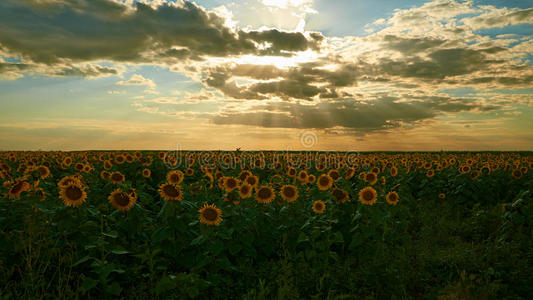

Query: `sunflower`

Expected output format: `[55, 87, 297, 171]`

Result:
[115, 155, 125, 164]
[60, 183, 87, 207]
[364, 172, 378, 185]
[103, 160, 113, 170]
[58, 175, 80, 188]
[158, 182, 183, 201]
[287, 167, 297, 177]
[331, 187, 349, 203]
[36, 165, 50, 179]
[344, 168, 355, 179]
[317, 174, 333, 191]
[108, 189, 136, 211]
[142, 168, 151, 178]
[390, 166, 398, 177]
[8, 180, 31, 199]
[297, 170, 308, 183]
[245, 175, 259, 187]
[62, 156, 73, 166]
[100, 170, 110, 180]
[307, 174, 316, 184]
[238, 183, 253, 199]
[358, 186, 377, 205]
[280, 185, 298, 202]
[312, 200, 326, 214]
[223, 177, 238, 192]
[33, 187, 46, 201]
[185, 168, 194, 176]
[255, 185, 275, 204]
[438, 193, 446, 199]
[109, 171, 125, 184]
[386, 191, 399, 205]
[511, 169, 522, 179]
[426, 169, 435, 178]
[328, 169, 340, 181]
[167, 170, 184, 185]
[470, 170, 480, 180]
[198, 204, 223, 226]
[238, 170, 251, 181]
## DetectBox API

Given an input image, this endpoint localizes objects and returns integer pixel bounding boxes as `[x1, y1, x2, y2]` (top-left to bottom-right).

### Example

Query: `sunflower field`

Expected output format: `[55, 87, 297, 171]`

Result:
[0, 151, 532, 299]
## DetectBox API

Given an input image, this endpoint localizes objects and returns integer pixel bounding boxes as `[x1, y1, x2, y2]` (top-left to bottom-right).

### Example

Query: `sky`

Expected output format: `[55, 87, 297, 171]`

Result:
[0, 0, 532, 151]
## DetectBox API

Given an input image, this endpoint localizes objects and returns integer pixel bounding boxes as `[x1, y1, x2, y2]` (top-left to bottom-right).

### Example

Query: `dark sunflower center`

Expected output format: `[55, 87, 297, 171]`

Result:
[163, 184, 180, 197]
[114, 193, 130, 206]
[38, 167, 48, 176]
[247, 177, 256, 185]
[111, 173, 123, 181]
[299, 173, 306, 179]
[170, 174, 180, 182]
[319, 176, 330, 186]
[10, 182, 24, 194]
[226, 179, 237, 188]
[389, 193, 397, 201]
[315, 203, 323, 210]
[203, 208, 218, 221]
[366, 173, 375, 181]
[332, 189, 345, 201]
[283, 187, 295, 198]
[65, 186, 83, 200]
[330, 171, 339, 180]
[241, 186, 250, 194]
[258, 188, 272, 199]
[363, 190, 374, 201]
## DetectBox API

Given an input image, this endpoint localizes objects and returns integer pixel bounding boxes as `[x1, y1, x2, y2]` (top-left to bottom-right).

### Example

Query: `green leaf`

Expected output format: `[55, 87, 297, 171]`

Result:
[111, 249, 129, 255]
[152, 227, 173, 243]
[81, 277, 98, 293]
[73, 255, 93, 267]
[103, 231, 118, 239]
[190, 235, 207, 246]
[297, 232, 309, 244]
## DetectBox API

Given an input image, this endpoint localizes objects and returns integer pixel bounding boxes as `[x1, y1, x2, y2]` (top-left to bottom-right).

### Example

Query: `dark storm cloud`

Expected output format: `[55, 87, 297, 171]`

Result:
[382, 35, 447, 55]
[209, 95, 496, 133]
[367, 47, 505, 80]
[203, 62, 358, 100]
[0, 0, 322, 65]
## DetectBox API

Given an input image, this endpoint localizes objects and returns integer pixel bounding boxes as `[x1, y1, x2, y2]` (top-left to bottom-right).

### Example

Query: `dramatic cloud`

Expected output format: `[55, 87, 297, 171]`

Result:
[0, 0, 322, 65]
[208, 95, 501, 134]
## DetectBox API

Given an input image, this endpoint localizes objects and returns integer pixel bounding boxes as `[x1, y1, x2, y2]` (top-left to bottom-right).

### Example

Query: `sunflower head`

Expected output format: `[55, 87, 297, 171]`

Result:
[390, 166, 398, 177]
[245, 175, 258, 187]
[280, 185, 298, 202]
[327, 169, 340, 181]
[331, 187, 349, 203]
[60, 182, 87, 207]
[364, 172, 378, 185]
[438, 193, 446, 199]
[297, 170, 308, 182]
[198, 203, 223, 226]
[255, 185, 275, 204]
[386, 191, 399, 205]
[238, 183, 253, 199]
[426, 169, 435, 178]
[223, 177, 238, 192]
[8, 180, 31, 199]
[142, 168, 151, 178]
[167, 170, 184, 185]
[359, 186, 377, 205]
[158, 182, 183, 201]
[317, 174, 333, 191]
[110, 171, 125, 184]
[185, 168, 194, 176]
[307, 174, 316, 184]
[312, 200, 326, 214]
[511, 169, 522, 179]
[109, 189, 136, 211]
